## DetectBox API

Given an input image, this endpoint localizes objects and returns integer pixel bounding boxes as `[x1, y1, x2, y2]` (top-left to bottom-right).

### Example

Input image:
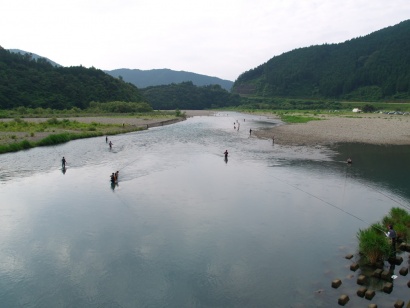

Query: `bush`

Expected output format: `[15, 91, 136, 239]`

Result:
[357, 224, 391, 265]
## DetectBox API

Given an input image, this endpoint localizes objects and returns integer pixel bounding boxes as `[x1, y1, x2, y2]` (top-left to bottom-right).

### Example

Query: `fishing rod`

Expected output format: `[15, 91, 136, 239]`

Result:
[348, 175, 410, 211]
[261, 168, 389, 233]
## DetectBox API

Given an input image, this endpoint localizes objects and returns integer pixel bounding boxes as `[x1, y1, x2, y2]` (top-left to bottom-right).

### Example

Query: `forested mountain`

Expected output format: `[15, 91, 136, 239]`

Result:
[232, 20, 410, 101]
[141, 81, 240, 110]
[8, 49, 62, 67]
[0, 47, 143, 109]
[105, 68, 234, 91]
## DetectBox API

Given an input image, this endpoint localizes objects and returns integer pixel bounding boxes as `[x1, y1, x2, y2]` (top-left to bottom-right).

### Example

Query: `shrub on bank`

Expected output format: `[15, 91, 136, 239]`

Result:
[357, 207, 410, 265]
[357, 223, 391, 265]
[0, 140, 33, 154]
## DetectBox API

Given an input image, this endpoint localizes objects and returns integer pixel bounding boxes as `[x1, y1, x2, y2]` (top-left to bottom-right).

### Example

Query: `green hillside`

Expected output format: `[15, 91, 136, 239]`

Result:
[106, 68, 233, 91]
[141, 81, 240, 110]
[0, 47, 143, 110]
[232, 20, 410, 101]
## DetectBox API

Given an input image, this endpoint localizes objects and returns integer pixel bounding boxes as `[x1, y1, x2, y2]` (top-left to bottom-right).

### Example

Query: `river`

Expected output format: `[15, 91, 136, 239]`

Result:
[1, 112, 409, 307]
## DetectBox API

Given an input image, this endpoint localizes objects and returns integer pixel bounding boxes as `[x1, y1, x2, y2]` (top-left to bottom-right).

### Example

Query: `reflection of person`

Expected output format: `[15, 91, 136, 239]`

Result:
[385, 224, 397, 251]
[62, 157, 66, 168]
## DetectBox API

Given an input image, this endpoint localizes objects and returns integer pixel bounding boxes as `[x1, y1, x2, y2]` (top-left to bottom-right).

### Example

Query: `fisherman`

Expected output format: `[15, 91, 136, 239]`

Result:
[110, 173, 116, 183]
[385, 224, 397, 252]
[115, 171, 119, 181]
[249, 129, 252, 136]
[106, 136, 108, 143]
[62, 157, 66, 168]
[224, 150, 228, 159]
[272, 135, 275, 144]
[109, 141, 113, 149]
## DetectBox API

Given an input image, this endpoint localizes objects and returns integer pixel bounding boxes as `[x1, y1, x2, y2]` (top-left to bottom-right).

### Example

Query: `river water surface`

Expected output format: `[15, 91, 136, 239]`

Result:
[1, 112, 409, 307]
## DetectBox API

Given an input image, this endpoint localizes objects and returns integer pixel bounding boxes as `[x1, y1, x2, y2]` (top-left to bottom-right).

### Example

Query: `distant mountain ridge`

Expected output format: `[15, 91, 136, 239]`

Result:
[232, 19, 410, 101]
[105, 68, 233, 91]
[7, 49, 233, 91]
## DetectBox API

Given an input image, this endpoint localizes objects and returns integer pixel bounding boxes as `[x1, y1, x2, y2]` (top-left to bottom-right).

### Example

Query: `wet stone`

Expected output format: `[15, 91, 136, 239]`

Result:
[407, 280, 410, 288]
[373, 269, 382, 278]
[357, 275, 366, 285]
[388, 256, 403, 265]
[398, 243, 407, 251]
[382, 282, 393, 294]
[365, 289, 375, 300]
[345, 254, 353, 259]
[399, 267, 408, 276]
[356, 286, 367, 297]
[331, 279, 342, 288]
[394, 256, 403, 265]
[381, 270, 392, 281]
[368, 304, 377, 308]
[350, 263, 359, 271]
[338, 294, 349, 306]
[393, 299, 404, 308]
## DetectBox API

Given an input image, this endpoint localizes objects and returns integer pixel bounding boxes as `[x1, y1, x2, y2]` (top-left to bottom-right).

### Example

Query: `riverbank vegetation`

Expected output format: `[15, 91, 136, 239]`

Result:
[225, 97, 410, 124]
[0, 108, 185, 154]
[0, 117, 143, 154]
[235, 97, 410, 113]
[357, 207, 410, 265]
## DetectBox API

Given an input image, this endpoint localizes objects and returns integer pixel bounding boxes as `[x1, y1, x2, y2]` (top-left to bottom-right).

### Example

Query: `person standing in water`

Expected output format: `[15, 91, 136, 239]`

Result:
[106, 136, 108, 143]
[249, 129, 252, 136]
[109, 141, 113, 149]
[62, 157, 66, 168]
[224, 150, 228, 159]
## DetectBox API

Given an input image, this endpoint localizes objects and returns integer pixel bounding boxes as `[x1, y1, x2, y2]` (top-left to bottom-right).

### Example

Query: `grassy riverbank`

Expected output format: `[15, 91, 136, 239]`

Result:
[0, 118, 144, 154]
[0, 112, 186, 154]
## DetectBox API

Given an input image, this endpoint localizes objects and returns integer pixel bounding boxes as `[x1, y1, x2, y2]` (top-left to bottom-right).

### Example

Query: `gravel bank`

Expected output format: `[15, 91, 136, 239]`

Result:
[254, 114, 410, 146]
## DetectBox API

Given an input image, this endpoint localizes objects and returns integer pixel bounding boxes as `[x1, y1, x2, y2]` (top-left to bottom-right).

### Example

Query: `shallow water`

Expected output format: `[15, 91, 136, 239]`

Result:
[1, 112, 409, 307]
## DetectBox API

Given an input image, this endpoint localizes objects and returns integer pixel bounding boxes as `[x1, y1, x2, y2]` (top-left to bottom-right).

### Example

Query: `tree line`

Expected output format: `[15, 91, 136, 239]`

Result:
[140, 81, 241, 110]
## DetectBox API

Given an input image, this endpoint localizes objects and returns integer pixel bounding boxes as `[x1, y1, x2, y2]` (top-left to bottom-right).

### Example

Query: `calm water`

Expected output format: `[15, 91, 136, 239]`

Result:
[1, 112, 409, 307]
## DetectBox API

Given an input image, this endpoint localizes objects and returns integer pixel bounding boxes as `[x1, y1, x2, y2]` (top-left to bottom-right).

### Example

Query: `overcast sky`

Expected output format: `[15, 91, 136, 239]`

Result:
[1, 0, 409, 81]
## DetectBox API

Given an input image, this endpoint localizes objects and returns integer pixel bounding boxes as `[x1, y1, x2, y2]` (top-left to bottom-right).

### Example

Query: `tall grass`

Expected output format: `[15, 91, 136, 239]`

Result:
[357, 207, 410, 265]
[278, 114, 321, 124]
[0, 127, 145, 154]
[357, 223, 391, 264]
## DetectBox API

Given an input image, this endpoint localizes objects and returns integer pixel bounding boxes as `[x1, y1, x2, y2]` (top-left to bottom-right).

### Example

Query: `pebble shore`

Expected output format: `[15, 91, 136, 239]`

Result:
[253, 114, 410, 146]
